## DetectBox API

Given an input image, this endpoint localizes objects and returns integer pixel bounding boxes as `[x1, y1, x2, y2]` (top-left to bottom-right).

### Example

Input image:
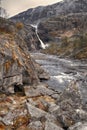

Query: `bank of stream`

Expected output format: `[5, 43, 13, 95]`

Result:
[31, 52, 87, 103]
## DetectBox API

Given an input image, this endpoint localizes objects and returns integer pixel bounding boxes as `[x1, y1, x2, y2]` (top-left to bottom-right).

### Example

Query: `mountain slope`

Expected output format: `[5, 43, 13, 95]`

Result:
[39, 13, 87, 59]
[11, 0, 87, 59]
[11, 0, 87, 24]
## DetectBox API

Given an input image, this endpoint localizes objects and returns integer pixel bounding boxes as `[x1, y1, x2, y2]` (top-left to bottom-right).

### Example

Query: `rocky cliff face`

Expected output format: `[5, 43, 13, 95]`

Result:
[3, 17, 41, 51]
[0, 18, 40, 93]
[11, 0, 87, 24]
[18, 24, 41, 51]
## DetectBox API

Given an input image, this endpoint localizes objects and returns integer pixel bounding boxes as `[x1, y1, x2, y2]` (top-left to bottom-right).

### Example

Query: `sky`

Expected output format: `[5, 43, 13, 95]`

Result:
[2, 0, 62, 17]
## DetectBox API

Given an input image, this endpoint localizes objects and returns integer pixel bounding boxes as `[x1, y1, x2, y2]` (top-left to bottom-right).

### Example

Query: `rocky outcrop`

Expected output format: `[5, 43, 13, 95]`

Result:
[0, 17, 41, 93]
[18, 24, 41, 51]
[0, 17, 41, 51]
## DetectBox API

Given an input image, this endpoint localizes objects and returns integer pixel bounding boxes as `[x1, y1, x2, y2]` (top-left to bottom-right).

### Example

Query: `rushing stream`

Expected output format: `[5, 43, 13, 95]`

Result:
[31, 52, 87, 103]
[30, 24, 87, 103]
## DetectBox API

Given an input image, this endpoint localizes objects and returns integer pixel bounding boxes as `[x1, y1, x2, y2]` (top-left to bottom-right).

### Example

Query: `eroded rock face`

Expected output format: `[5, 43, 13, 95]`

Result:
[0, 17, 41, 52]
[18, 24, 41, 51]
[0, 18, 39, 93]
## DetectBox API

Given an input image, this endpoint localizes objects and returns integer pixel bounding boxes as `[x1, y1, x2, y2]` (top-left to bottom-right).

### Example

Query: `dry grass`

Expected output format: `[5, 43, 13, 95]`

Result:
[43, 34, 87, 59]
[16, 22, 24, 30]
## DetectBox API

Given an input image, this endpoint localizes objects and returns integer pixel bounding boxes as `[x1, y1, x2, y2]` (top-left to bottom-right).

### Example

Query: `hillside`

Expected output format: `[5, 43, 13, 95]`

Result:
[11, 0, 87, 59]
[11, 0, 87, 24]
[1, 16, 42, 51]
[38, 13, 87, 59]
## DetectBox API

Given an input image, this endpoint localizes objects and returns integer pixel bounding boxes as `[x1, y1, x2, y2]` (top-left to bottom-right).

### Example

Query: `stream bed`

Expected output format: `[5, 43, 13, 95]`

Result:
[31, 52, 87, 103]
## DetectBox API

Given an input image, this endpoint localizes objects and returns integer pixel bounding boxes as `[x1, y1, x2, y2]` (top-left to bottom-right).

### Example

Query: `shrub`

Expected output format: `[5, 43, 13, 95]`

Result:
[61, 36, 69, 47]
[16, 22, 24, 30]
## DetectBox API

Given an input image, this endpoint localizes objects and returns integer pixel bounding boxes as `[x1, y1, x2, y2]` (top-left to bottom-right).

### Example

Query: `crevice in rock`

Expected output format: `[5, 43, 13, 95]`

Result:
[63, 126, 69, 130]
[3, 74, 22, 79]
[14, 83, 25, 95]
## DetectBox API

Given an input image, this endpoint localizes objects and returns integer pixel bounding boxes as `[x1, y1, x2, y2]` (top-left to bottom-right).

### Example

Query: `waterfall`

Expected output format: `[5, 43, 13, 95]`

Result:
[30, 24, 48, 49]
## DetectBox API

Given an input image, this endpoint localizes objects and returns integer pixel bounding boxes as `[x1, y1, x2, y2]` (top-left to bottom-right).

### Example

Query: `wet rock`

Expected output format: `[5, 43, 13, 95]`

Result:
[68, 122, 87, 130]
[28, 121, 43, 130]
[45, 121, 64, 130]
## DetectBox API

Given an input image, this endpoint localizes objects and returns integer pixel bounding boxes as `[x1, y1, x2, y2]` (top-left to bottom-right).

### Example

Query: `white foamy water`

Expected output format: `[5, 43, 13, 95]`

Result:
[30, 24, 48, 49]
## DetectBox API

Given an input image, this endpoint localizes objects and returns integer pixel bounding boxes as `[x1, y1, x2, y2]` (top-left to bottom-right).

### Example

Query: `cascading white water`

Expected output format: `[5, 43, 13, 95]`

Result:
[30, 24, 48, 49]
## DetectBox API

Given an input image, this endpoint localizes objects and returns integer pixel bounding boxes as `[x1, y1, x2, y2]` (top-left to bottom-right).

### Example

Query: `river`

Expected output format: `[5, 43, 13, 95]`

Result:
[31, 52, 87, 103]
